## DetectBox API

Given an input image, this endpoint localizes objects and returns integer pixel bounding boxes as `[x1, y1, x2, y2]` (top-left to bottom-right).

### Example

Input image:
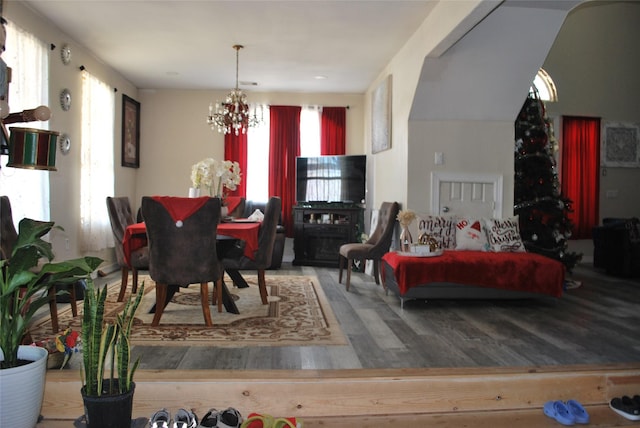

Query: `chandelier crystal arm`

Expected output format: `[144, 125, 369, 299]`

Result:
[207, 44, 262, 136]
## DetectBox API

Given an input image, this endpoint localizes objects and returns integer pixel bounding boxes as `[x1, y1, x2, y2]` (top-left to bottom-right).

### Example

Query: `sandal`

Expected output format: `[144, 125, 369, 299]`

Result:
[543, 400, 575, 426]
[273, 417, 302, 428]
[240, 413, 274, 428]
[565, 400, 589, 424]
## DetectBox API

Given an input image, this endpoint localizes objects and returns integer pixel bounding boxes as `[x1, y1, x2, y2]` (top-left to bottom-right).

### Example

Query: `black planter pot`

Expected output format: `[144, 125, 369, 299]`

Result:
[81, 380, 135, 428]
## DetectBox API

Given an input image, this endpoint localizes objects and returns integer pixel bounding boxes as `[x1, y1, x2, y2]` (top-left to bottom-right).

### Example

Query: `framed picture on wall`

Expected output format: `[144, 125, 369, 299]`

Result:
[122, 94, 140, 168]
[601, 122, 640, 168]
[371, 75, 392, 154]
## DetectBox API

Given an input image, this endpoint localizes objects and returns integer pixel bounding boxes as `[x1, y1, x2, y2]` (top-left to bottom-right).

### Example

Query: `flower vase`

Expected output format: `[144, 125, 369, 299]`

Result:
[400, 226, 413, 252]
[188, 187, 200, 198]
[221, 206, 229, 218]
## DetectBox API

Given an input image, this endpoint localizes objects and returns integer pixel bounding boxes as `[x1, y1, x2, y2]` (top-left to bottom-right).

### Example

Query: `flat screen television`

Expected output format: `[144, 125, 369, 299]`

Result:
[296, 155, 366, 204]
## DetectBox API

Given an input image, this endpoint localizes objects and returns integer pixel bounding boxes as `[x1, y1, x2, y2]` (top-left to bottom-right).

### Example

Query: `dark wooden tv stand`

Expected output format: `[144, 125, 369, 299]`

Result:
[293, 204, 363, 267]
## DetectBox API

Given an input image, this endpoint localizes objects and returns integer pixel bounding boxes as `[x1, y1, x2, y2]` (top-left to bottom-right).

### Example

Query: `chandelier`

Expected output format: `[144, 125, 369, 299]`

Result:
[207, 45, 262, 136]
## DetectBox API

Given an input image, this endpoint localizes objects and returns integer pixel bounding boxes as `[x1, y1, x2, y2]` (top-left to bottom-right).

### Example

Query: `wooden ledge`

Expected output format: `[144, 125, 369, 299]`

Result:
[40, 364, 640, 426]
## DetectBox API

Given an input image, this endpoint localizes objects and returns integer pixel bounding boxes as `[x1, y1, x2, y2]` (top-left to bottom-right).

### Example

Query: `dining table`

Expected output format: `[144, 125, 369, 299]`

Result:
[122, 219, 261, 314]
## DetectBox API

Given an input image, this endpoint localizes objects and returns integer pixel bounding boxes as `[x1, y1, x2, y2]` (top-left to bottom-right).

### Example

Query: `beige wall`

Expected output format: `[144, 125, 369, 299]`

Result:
[543, 1, 640, 220]
[136, 90, 365, 208]
[371, 1, 573, 244]
[4, 2, 138, 266]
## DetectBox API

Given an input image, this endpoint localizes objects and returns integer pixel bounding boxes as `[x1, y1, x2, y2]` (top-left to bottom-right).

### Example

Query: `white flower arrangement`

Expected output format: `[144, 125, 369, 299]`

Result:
[190, 158, 241, 198]
[396, 209, 417, 227]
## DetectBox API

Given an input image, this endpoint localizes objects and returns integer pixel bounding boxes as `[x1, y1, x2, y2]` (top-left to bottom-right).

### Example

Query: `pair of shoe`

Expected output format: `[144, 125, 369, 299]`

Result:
[240, 413, 302, 428]
[543, 400, 589, 425]
[610, 395, 640, 421]
[198, 408, 243, 428]
[149, 408, 198, 428]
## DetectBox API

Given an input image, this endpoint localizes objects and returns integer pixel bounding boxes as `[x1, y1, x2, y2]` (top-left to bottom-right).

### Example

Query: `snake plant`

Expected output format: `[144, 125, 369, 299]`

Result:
[0, 218, 101, 369]
[81, 279, 143, 396]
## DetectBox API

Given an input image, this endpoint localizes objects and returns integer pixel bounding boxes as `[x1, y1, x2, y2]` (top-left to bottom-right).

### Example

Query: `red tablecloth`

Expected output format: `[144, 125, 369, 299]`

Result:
[123, 221, 260, 265]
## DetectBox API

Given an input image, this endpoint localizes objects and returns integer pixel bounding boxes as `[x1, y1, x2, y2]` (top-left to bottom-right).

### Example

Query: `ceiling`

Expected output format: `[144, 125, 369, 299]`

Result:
[21, 0, 440, 93]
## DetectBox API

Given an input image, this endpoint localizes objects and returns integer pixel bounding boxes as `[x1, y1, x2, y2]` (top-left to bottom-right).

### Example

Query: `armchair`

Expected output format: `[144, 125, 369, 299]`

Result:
[592, 217, 640, 277]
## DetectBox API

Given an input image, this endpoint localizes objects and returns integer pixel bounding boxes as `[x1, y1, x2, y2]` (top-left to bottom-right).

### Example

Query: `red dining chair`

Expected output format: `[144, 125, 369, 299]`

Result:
[141, 196, 224, 326]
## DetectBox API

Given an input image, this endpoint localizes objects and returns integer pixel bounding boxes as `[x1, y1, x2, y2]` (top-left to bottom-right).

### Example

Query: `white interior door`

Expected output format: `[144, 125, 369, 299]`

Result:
[431, 172, 503, 218]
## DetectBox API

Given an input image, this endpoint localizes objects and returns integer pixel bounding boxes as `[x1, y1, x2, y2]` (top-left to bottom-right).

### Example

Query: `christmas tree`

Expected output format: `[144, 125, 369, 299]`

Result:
[514, 89, 581, 271]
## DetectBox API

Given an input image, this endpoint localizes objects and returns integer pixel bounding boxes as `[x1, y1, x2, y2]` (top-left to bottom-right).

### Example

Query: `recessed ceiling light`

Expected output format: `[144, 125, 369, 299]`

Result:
[240, 81, 258, 86]
[314, 75, 328, 80]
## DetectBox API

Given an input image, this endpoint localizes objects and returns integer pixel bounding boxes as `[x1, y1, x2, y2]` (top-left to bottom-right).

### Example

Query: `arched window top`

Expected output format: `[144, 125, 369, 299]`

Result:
[532, 68, 558, 102]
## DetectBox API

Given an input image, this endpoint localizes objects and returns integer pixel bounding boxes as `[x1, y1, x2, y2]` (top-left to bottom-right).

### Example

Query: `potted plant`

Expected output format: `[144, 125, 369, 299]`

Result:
[80, 278, 143, 428]
[0, 218, 101, 428]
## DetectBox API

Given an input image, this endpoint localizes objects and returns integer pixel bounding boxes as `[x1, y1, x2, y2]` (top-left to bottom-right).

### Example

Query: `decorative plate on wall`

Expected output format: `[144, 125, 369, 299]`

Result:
[60, 89, 71, 111]
[59, 133, 71, 154]
[60, 44, 72, 65]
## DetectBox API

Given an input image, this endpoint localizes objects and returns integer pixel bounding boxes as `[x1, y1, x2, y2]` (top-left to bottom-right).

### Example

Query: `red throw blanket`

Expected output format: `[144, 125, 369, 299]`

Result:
[382, 250, 565, 297]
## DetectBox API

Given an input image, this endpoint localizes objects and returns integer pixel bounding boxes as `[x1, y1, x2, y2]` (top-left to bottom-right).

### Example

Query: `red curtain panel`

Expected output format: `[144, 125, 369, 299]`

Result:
[320, 107, 346, 155]
[561, 116, 601, 239]
[224, 132, 248, 197]
[268, 106, 301, 237]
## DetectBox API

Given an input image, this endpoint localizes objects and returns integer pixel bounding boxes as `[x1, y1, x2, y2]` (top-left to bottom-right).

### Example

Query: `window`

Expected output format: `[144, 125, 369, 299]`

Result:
[245, 105, 322, 202]
[245, 105, 270, 202]
[0, 21, 49, 224]
[80, 71, 114, 251]
[532, 68, 558, 102]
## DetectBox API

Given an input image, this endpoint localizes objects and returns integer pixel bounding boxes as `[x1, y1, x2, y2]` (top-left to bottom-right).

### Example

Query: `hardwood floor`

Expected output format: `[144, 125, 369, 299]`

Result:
[120, 250, 640, 371]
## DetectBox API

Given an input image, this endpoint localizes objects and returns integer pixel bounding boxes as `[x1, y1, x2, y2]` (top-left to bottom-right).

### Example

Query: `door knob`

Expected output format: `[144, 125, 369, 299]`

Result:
[442, 206, 450, 213]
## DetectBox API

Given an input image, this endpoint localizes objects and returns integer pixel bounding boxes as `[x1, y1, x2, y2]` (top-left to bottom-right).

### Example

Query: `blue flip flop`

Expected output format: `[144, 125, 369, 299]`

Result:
[566, 400, 589, 424]
[544, 400, 575, 425]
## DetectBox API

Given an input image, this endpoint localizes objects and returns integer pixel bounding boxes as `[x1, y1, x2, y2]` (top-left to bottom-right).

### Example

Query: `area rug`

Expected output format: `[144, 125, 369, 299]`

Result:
[28, 275, 347, 347]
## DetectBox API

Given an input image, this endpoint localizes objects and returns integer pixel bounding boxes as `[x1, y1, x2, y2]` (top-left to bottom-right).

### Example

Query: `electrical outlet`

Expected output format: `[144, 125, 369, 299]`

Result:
[434, 152, 444, 165]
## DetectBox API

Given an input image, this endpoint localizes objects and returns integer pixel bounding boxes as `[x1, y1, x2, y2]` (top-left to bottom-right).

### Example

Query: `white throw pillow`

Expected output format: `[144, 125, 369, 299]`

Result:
[418, 216, 457, 249]
[483, 216, 526, 252]
[454, 217, 489, 251]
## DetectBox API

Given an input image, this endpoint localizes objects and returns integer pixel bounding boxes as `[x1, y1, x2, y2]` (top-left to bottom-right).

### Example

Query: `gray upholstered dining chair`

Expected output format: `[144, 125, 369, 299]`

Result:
[338, 201, 400, 291]
[141, 196, 224, 326]
[106, 196, 149, 302]
[226, 197, 246, 218]
[221, 196, 282, 305]
[1, 195, 79, 332]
